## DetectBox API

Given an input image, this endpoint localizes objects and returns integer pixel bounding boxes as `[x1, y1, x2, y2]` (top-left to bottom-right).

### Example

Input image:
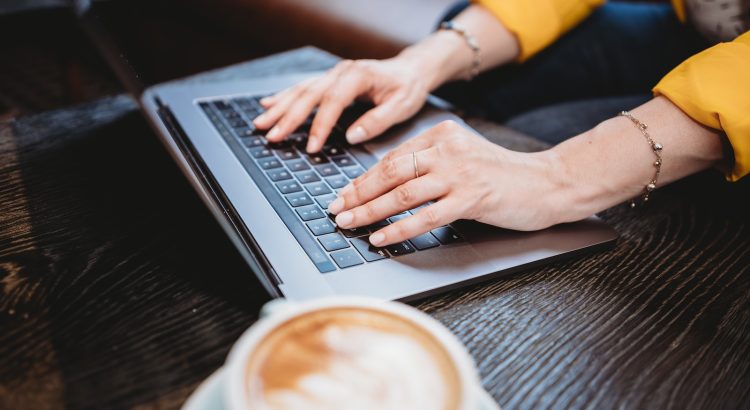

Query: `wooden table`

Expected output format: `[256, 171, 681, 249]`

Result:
[2, 47, 749, 410]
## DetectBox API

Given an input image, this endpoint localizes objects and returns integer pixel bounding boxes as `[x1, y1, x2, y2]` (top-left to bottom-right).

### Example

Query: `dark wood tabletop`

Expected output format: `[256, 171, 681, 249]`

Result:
[1, 47, 749, 410]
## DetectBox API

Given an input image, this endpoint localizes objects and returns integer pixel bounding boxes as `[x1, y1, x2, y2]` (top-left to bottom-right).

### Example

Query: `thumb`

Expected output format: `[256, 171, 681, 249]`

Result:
[345, 95, 416, 144]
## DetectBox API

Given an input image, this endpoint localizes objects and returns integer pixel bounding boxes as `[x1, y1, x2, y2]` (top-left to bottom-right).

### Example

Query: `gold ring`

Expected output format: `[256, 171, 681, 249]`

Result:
[412, 151, 420, 178]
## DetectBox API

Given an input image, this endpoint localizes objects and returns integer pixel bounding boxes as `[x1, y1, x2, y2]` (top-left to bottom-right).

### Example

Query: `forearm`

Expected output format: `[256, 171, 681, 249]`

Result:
[396, 4, 519, 91]
[551, 96, 725, 222]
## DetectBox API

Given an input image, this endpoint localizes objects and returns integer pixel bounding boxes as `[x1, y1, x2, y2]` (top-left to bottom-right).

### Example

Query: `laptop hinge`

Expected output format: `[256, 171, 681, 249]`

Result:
[154, 97, 283, 291]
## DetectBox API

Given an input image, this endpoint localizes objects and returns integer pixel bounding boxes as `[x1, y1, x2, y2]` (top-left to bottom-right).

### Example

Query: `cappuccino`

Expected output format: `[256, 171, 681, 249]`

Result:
[244, 306, 462, 410]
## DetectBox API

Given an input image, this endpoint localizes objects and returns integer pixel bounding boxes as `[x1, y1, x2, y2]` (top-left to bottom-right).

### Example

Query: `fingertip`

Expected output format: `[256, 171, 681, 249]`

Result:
[266, 126, 283, 141]
[346, 126, 368, 145]
[259, 96, 274, 107]
[369, 232, 385, 246]
[306, 134, 323, 153]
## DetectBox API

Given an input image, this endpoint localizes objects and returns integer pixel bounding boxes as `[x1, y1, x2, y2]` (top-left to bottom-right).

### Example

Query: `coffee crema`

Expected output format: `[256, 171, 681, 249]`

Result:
[244, 306, 463, 410]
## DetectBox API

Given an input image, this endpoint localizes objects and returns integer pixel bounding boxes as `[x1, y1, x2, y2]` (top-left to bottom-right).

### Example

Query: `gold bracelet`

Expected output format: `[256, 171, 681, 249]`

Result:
[439, 21, 481, 80]
[618, 111, 663, 208]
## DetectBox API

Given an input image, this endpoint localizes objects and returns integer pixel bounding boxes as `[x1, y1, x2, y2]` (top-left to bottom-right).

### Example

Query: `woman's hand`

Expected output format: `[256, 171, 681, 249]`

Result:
[326, 120, 574, 247]
[252, 58, 431, 153]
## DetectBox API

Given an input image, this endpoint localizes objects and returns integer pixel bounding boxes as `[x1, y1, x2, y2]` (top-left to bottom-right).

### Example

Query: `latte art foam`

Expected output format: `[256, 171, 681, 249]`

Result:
[245, 307, 462, 410]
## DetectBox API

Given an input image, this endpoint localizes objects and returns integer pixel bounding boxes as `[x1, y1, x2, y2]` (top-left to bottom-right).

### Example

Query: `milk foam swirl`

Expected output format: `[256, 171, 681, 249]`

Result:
[245, 308, 461, 410]
[258, 326, 448, 409]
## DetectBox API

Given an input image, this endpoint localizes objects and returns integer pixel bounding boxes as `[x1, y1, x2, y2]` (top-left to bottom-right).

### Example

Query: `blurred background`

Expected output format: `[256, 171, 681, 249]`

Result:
[0, 0, 456, 120]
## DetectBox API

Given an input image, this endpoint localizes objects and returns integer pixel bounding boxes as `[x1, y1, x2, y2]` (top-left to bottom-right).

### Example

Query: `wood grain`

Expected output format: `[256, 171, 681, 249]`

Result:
[1, 48, 749, 410]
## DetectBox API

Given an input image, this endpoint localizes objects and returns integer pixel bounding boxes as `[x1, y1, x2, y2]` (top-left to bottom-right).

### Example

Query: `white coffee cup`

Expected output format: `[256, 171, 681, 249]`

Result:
[221, 297, 499, 410]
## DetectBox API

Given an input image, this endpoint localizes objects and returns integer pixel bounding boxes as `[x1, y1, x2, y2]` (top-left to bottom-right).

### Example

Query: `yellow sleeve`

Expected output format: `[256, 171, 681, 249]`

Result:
[653, 31, 750, 181]
[473, 0, 605, 61]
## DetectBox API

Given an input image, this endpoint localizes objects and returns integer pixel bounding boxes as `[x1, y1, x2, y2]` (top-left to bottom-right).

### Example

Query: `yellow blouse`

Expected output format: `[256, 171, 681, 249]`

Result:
[475, 0, 750, 181]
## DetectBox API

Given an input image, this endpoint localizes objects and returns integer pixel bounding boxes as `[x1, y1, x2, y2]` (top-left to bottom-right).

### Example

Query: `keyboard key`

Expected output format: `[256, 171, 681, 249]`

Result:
[316, 193, 337, 210]
[288, 133, 307, 148]
[322, 144, 345, 157]
[287, 159, 310, 172]
[366, 219, 390, 231]
[213, 100, 231, 111]
[234, 127, 256, 137]
[275, 148, 299, 161]
[350, 237, 389, 262]
[315, 164, 340, 177]
[326, 175, 349, 189]
[221, 109, 240, 119]
[267, 168, 292, 182]
[431, 226, 464, 244]
[296, 205, 325, 221]
[330, 248, 364, 268]
[307, 218, 337, 236]
[296, 171, 321, 184]
[306, 153, 329, 165]
[305, 182, 332, 197]
[332, 155, 356, 168]
[409, 233, 440, 250]
[242, 136, 266, 147]
[249, 147, 273, 158]
[286, 192, 313, 207]
[228, 118, 247, 129]
[318, 233, 350, 251]
[259, 158, 282, 170]
[276, 180, 302, 194]
[386, 241, 415, 257]
[340, 225, 369, 238]
[342, 166, 365, 179]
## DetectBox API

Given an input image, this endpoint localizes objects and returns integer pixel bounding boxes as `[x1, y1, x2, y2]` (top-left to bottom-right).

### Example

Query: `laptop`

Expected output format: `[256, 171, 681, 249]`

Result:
[75, 1, 617, 301]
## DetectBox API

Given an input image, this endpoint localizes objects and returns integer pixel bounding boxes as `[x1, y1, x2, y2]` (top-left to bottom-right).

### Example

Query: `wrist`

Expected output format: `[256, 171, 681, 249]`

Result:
[543, 140, 608, 224]
[396, 30, 475, 91]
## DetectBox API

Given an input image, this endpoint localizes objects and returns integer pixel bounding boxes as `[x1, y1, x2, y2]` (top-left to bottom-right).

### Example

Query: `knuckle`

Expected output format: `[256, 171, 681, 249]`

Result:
[390, 222, 408, 240]
[361, 203, 377, 220]
[382, 158, 400, 181]
[395, 185, 412, 206]
[435, 119, 459, 133]
[381, 150, 397, 164]
[421, 207, 441, 227]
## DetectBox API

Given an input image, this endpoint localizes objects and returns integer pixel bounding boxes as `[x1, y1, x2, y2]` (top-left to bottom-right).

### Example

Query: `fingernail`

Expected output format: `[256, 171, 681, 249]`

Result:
[346, 126, 367, 144]
[328, 197, 344, 214]
[253, 114, 265, 125]
[335, 211, 353, 228]
[306, 135, 318, 153]
[369, 232, 385, 246]
[259, 97, 272, 106]
[267, 126, 280, 140]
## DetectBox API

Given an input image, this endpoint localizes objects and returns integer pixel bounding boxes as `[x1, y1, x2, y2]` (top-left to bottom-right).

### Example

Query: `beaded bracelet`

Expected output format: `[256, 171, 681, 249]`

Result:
[618, 111, 663, 208]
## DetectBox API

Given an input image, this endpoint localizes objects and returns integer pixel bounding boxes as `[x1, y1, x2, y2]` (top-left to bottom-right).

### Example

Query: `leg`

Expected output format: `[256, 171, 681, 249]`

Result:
[435, 2, 709, 121]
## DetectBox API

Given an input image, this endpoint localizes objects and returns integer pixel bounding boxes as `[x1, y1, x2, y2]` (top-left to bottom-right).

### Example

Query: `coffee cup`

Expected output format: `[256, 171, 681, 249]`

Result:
[217, 297, 498, 410]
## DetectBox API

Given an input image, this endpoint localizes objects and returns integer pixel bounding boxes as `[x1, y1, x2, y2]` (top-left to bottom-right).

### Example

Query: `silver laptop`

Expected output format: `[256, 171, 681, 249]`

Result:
[78, 3, 617, 301]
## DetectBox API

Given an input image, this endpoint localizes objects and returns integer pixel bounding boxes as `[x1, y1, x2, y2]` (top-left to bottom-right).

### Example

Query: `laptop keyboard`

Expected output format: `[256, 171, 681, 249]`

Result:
[199, 95, 463, 273]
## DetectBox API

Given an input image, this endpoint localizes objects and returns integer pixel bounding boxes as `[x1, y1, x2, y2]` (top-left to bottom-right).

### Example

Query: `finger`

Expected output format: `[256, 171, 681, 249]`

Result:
[265, 87, 325, 142]
[329, 146, 440, 215]
[252, 85, 304, 130]
[341, 120, 462, 196]
[334, 174, 447, 229]
[307, 69, 369, 152]
[345, 91, 418, 145]
[259, 94, 277, 108]
[368, 199, 461, 247]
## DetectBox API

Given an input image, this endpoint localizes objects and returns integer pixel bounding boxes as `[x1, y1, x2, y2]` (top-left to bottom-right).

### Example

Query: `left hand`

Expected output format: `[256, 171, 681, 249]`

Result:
[327, 120, 574, 247]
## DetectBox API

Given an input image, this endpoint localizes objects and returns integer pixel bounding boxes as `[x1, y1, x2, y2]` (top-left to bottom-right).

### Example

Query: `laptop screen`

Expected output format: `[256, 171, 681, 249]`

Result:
[74, 0, 148, 97]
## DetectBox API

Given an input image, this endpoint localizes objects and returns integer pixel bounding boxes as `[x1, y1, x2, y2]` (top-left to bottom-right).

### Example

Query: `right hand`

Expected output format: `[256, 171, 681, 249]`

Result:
[252, 58, 430, 153]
